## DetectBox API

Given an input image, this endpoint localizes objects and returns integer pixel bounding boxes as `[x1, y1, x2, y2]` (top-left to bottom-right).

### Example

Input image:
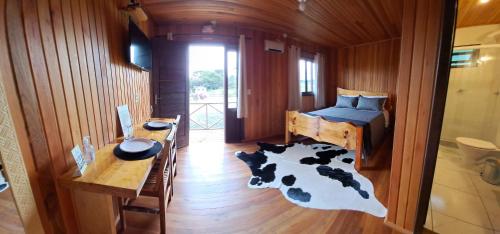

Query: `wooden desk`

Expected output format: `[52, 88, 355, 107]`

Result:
[59, 118, 175, 234]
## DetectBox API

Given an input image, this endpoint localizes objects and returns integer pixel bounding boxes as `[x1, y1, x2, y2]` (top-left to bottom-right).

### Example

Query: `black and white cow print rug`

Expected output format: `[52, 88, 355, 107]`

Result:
[235, 142, 387, 217]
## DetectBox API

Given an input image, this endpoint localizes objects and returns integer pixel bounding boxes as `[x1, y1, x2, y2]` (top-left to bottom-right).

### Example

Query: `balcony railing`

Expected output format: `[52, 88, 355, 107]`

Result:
[189, 102, 235, 130]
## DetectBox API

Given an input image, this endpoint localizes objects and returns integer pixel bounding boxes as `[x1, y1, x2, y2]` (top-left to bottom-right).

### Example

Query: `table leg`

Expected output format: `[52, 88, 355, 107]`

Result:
[71, 190, 117, 234]
[118, 197, 126, 232]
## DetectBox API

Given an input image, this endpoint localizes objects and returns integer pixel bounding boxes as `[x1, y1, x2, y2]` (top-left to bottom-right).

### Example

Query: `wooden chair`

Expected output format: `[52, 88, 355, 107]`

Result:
[119, 116, 179, 234]
[171, 133, 178, 179]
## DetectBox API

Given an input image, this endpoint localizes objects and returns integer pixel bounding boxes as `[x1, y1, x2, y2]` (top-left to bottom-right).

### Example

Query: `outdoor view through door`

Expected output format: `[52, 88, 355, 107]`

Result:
[188, 45, 240, 143]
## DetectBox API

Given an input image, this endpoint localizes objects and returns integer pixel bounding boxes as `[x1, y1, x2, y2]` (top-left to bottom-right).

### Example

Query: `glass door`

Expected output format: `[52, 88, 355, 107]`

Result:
[224, 47, 242, 142]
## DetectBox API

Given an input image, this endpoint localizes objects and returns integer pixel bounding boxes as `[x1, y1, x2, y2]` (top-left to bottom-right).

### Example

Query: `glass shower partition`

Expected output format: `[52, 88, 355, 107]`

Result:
[440, 46, 500, 147]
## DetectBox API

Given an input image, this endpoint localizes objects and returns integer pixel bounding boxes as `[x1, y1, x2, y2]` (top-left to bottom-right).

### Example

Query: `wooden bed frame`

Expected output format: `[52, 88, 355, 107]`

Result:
[284, 88, 390, 171]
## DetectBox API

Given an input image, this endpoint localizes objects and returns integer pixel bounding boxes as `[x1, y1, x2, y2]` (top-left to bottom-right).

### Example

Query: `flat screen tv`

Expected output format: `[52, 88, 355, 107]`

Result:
[128, 19, 151, 71]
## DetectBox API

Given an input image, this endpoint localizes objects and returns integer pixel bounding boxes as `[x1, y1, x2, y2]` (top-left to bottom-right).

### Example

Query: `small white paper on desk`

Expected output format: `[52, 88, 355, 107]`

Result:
[117, 105, 133, 138]
[71, 146, 87, 177]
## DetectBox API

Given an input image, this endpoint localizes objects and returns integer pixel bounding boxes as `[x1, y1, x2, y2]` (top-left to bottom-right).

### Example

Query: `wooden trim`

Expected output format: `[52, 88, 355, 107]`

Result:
[413, 0, 457, 232]
[285, 111, 291, 144]
[384, 220, 414, 234]
[354, 127, 363, 171]
[156, 23, 329, 52]
[387, 0, 419, 223]
[339, 37, 402, 49]
[386, 0, 455, 232]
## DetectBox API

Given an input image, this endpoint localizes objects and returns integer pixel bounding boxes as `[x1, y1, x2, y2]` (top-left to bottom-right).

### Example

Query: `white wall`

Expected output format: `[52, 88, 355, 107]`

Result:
[453, 24, 500, 46]
[441, 24, 500, 146]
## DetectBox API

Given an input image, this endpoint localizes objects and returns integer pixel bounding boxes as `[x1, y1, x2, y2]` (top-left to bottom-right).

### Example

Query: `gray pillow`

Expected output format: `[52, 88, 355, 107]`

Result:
[335, 95, 358, 108]
[356, 96, 386, 111]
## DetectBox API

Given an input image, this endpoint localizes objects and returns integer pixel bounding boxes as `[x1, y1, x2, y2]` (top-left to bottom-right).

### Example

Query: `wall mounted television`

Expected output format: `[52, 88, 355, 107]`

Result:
[128, 19, 152, 71]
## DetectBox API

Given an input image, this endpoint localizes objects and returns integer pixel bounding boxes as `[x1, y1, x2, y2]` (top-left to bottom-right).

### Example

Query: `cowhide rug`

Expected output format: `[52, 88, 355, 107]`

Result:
[235, 142, 387, 217]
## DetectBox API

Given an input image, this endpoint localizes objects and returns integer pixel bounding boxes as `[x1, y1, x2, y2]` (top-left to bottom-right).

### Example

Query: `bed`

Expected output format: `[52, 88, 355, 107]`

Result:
[285, 88, 391, 171]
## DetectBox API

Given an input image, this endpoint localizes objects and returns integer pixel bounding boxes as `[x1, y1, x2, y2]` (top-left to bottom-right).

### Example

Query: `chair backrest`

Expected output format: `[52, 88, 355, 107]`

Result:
[155, 115, 180, 192]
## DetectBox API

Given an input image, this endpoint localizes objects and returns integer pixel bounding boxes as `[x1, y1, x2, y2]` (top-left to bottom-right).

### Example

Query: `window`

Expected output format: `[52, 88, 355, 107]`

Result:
[300, 59, 314, 95]
[451, 49, 479, 68]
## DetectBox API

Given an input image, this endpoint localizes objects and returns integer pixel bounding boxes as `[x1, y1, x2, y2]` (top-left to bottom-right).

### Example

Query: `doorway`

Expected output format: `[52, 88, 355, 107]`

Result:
[423, 25, 500, 233]
[188, 45, 241, 144]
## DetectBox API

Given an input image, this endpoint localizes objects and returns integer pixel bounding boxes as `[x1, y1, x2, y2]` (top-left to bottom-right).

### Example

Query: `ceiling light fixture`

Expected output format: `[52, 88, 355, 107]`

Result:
[479, 56, 493, 62]
[124, 0, 148, 22]
[479, 0, 490, 4]
[201, 20, 217, 34]
[298, 0, 307, 12]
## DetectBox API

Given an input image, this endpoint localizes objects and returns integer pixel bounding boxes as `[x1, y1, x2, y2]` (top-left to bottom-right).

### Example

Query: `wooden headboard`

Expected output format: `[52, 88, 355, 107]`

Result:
[337, 87, 388, 97]
[337, 88, 393, 112]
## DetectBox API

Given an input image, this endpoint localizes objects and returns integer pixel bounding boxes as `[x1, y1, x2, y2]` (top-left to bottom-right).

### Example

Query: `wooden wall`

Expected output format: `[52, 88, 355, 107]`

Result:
[386, 0, 448, 231]
[244, 30, 288, 140]
[333, 39, 401, 120]
[156, 24, 328, 140]
[1, 0, 152, 232]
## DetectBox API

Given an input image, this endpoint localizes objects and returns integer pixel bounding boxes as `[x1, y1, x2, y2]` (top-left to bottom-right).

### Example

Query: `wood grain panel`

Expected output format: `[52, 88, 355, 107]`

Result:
[142, 0, 403, 47]
[386, 0, 449, 231]
[80, 0, 105, 148]
[47, 0, 82, 147]
[457, 0, 500, 28]
[20, 0, 78, 231]
[334, 39, 401, 122]
[73, 0, 99, 149]
[2, 0, 153, 232]
[245, 30, 289, 140]
[90, 0, 112, 143]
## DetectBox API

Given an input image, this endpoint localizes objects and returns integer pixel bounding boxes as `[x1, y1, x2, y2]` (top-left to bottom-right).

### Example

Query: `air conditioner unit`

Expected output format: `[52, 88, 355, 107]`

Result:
[265, 40, 285, 53]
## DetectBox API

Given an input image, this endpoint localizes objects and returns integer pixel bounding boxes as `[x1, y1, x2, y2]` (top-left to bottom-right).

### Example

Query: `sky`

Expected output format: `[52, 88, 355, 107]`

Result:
[188, 45, 225, 76]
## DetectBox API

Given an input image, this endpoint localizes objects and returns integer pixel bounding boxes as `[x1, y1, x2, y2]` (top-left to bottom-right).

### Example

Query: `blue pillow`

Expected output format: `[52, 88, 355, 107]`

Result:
[335, 95, 358, 108]
[356, 96, 386, 111]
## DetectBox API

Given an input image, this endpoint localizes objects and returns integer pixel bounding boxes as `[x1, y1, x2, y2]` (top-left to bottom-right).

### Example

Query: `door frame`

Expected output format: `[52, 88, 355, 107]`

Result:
[224, 45, 243, 143]
[413, 0, 457, 232]
[186, 43, 228, 135]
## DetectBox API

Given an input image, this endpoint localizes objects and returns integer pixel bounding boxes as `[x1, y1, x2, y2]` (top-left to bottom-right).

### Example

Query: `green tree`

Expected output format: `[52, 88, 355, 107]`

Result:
[190, 70, 224, 91]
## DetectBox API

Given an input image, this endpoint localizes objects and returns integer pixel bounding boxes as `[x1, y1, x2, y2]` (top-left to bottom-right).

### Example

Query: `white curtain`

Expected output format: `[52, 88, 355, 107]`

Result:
[288, 45, 301, 110]
[313, 52, 326, 109]
[237, 34, 248, 118]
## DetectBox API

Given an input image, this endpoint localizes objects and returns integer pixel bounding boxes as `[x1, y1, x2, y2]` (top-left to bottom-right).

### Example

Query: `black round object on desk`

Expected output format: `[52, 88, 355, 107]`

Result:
[143, 122, 172, 131]
[113, 141, 162, 161]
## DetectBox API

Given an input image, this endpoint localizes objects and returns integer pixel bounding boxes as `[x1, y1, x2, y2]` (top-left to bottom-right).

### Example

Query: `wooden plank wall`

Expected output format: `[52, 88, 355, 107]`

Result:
[1, 0, 152, 232]
[0, 1, 47, 231]
[334, 39, 401, 121]
[386, 0, 446, 231]
[245, 30, 288, 140]
[156, 24, 329, 140]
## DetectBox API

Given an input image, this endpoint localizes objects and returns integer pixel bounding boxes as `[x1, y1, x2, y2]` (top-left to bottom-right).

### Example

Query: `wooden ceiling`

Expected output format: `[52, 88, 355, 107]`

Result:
[457, 0, 500, 28]
[140, 0, 403, 47]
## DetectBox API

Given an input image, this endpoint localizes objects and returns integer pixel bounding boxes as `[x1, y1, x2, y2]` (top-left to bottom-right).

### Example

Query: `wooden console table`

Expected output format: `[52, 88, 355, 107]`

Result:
[59, 118, 177, 234]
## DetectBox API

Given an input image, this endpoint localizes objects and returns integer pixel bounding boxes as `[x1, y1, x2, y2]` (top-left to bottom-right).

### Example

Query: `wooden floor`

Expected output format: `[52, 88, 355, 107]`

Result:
[123, 133, 395, 234]
[0, 187, 25, 233]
